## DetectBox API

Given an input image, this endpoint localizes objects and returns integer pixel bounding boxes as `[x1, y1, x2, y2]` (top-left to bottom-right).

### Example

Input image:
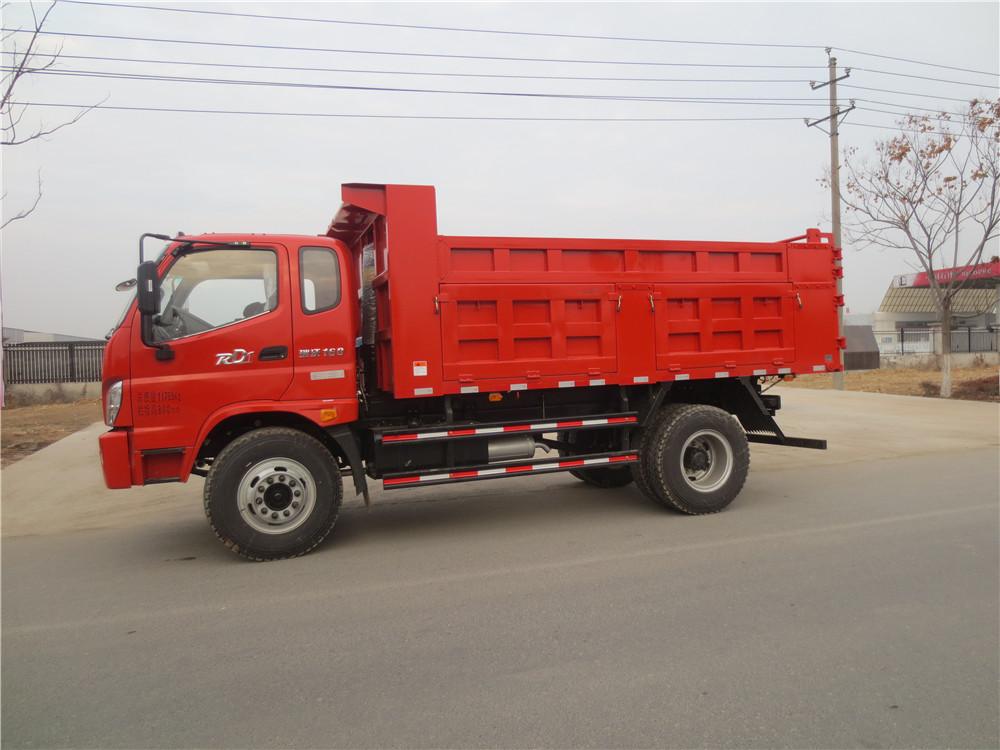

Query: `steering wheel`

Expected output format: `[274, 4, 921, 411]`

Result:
[154, 308, 214, 340]
[153, 307, 186, 340]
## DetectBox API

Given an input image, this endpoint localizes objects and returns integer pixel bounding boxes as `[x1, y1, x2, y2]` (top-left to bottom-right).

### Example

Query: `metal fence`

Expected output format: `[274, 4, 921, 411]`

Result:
[2, 341, 106, 384]
[874, 327, 998, 356]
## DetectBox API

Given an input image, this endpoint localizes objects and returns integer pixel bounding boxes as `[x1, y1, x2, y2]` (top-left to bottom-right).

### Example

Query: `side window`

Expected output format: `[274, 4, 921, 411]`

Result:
[300, 247, 341, 314]
[153, 249, 278, 342]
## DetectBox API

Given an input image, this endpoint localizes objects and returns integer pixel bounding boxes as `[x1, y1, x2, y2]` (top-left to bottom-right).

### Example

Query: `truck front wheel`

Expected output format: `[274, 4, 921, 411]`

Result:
[204, 427, 343, 561]
[642, 404, 749, 514]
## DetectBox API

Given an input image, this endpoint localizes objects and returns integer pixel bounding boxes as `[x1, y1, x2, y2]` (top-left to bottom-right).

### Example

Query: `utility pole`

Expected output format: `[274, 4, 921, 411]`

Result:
[807, 50, 854, 390]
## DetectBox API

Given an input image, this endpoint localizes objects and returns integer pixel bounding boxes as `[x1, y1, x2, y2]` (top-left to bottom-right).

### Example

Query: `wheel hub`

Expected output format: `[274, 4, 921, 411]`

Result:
[264, 483, 293, 511]
[679, 429, 734, 493]
[238, 458, 315, 535]
[687, 447, 711, 472]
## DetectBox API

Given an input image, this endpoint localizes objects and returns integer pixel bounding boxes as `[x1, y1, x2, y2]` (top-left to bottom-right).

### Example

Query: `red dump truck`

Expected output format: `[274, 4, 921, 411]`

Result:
[100, 183, 843, 560]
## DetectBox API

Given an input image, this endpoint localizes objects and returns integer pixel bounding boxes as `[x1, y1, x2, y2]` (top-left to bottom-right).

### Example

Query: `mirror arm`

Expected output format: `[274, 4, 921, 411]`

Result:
[139, 233, 173, 264]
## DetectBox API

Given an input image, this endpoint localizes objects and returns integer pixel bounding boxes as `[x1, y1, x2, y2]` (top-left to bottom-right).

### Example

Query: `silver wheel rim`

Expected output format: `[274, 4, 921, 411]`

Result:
[679, 429, 733, 493]
[237, 457, 316, 535]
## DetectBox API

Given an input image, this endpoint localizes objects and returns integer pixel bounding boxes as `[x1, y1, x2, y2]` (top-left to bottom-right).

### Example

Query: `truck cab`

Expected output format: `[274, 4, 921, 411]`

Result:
[101, 234, 360, 489]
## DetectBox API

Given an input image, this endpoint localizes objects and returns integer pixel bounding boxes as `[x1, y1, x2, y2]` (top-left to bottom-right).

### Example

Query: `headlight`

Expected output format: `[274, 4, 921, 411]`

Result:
[105, 380, 123, 426]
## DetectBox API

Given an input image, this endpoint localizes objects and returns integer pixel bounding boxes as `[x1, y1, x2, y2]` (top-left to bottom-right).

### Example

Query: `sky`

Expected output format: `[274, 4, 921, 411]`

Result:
[2, 1, 998, 338]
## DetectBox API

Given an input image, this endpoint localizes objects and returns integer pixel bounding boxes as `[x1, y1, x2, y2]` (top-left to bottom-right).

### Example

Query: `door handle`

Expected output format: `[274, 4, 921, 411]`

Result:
[259, 345, 288, 361]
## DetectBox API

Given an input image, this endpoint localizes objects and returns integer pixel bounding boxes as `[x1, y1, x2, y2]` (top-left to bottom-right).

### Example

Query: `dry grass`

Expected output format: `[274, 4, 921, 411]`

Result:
[1, 399, 102, 467]
[780, 366, 999, 402]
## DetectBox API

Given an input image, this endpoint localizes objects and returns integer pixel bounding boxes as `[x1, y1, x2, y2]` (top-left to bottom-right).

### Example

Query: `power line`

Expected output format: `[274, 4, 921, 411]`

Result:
[60, 0, 825, 50]
[847, 121, 961, 132]
[853, 67, 999, 88]
[855, 99, 976, 117]
[841, 84, 981, 103]
[7, 100, 812, 122]
[26, 53, 989, 107]
[7, 100, 917, 132]
[0, 27, 831, 69]
[4, 66, 833, 107]
[6, 28, 994, 88]
[48, 53, 815, 84]
[9, 63, 979, 116]
[833, 47, 997, 78]
[856, 106, 975, 122]
[57, 0, 1000, 78]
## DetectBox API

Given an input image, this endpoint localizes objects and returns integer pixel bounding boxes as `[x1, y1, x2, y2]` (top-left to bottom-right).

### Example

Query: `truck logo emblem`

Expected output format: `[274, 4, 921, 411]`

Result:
[215, 349, 255, 366]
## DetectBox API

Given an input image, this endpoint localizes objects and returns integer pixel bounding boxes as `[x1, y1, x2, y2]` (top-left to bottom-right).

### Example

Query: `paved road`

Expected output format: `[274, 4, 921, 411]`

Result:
[3, 390, 998, 748]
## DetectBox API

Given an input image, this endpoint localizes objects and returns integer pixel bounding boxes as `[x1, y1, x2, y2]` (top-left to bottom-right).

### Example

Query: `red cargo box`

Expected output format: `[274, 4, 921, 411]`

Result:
[329, 183, 842, 400]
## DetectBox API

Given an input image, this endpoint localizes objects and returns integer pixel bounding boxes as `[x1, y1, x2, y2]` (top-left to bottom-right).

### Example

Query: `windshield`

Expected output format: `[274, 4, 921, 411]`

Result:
[153, 248, 278, 342]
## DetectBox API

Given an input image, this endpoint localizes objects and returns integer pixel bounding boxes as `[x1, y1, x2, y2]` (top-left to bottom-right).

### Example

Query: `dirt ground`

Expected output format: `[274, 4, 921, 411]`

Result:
[1, 399, 102, 467]
[780, 365, 999, 402]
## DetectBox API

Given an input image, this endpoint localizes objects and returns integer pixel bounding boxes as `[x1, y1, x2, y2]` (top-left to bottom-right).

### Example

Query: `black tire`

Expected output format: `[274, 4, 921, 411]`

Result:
[557, 428, 634, 488]
[631, 403, 686, 502]
[642, 404, 749, 514]
[204, 427, 342, 561]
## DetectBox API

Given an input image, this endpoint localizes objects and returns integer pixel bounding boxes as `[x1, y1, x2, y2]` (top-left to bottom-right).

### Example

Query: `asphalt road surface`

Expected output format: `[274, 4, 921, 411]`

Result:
[3, 389, 998, 749]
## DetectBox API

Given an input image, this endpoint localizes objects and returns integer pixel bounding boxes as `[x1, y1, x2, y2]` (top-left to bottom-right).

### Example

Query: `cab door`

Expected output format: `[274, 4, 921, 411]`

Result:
[284, 242, 358, 405]
[129, 244, 294, 471]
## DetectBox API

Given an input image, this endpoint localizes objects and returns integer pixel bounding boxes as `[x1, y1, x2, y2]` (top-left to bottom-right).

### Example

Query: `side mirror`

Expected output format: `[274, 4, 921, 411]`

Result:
[136, 261, 160, 316]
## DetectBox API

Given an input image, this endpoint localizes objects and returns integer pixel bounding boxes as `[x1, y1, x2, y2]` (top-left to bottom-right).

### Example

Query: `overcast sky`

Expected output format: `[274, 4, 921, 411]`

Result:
[2, 1, 997, 338]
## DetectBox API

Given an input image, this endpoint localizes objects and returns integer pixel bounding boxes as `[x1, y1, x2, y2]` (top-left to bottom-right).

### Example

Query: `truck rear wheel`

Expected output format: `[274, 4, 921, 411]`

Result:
[641, 404, 749, 514]
[557, 428, 634, 488]
[631, 403, 684, 502]
[204, 427, 342, 561]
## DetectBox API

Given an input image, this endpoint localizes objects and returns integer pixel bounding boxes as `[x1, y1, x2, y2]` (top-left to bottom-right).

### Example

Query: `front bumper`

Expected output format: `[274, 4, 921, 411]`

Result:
[99, 429, 132, 489]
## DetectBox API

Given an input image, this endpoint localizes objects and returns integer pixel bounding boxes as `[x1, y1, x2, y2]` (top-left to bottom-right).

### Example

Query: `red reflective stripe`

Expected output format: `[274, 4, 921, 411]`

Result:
[502, 424, 532, 433]
[383, 433, 418, 443]
[383, 476, 420, 486]
[559, 459, 586, 468]
[609, 454, 636, 463]
[557, 420, 583, 428]
[450, 470, 479, 479]
[447, 429, 476, 437]
[608, 416, 637, 424]
[505, 465, 533, 473]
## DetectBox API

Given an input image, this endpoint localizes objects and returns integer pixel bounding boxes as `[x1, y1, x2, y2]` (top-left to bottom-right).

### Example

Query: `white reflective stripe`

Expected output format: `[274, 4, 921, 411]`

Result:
[531, 464, 549, 471]
[675, 374, 690, 381]
[753, 369, 768, 376]
[414, 387, 434, 396]
[580, 418, 610, 427]
[415, 432, 439, 440]
[530, 422, 558, 430]
[778, 367, 792, 374]
[558, 380, 575, 388]
[633, 376, 649, 383]
[477, 427, 504, 435]
[310, 369, 345, 381]
[813, 364, 826, 372]
[477, 468, 507, 477]
[460, 386, 479, 393]
[418, 473, 445, 482]
[715, 371, 729, 378]
[589, 378, 606, 386]
[582, 457, 611, 466]
[510, 383, 528, 391]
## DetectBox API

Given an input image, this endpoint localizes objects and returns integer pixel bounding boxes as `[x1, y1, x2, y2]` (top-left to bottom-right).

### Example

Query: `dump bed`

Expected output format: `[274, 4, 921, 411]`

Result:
[329, 183, 843, 399]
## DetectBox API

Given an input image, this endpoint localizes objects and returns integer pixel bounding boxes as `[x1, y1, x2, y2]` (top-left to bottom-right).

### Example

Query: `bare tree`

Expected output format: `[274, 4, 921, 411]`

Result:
[829, 99, 1000, 397]
[2, 0, 98, 229]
